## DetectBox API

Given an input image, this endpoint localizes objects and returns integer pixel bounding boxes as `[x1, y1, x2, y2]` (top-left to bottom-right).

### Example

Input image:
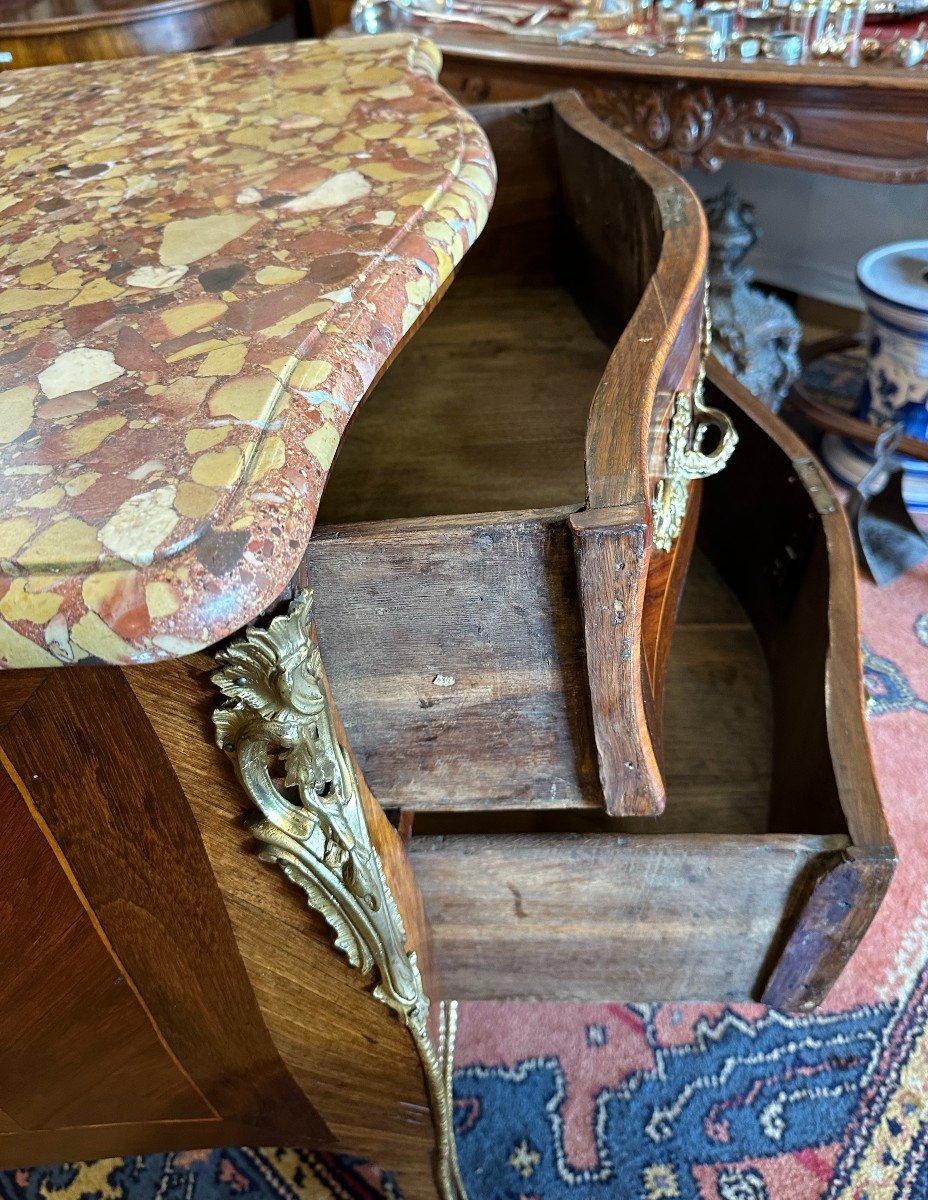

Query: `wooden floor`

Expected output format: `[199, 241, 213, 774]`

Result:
[319, 270, 774, 835]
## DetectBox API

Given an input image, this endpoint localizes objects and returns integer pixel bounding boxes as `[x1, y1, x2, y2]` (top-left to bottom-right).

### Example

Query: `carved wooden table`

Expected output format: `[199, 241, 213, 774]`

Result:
[440, 35, 928, 183]
[0, 31, 894, 1200]
[0, 0, 291, 69]
[315, 10, 928, 183]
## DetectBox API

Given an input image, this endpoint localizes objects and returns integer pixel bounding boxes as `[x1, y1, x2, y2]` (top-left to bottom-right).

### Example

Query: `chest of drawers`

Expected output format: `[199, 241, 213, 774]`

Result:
[0, 34, 892, 1200]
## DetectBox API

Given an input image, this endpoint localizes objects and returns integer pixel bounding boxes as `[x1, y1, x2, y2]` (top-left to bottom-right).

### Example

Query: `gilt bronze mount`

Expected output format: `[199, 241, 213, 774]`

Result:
[213, 591, 466, 1200]
[652, 292, 738, 550]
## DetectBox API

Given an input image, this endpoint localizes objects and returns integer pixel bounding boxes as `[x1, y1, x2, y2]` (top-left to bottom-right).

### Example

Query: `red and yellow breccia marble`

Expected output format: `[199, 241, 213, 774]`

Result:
[0, 34, 495, 668]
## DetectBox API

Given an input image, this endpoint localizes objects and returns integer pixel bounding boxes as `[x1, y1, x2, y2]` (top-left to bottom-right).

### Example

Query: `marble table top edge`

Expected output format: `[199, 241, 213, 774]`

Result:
[0, 34, 496, 669]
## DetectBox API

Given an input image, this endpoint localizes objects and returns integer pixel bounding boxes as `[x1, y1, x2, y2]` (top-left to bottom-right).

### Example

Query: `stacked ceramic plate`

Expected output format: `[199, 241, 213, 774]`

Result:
[823, 240, 928, 512]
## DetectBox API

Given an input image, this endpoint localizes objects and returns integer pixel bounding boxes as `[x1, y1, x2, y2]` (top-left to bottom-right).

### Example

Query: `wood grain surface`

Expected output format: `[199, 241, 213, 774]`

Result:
[409, 831, 849, 1002]
[0, 757, 210, 1139]
[570, 511, 664, 815]
[0, 0, 291, 68]
[125, 656, 442, 1199]
[0, 657, 442, 1194]
[1, 669, 328, 1141]
[307, 508, 600, 812]
[315, 275, 601, 525]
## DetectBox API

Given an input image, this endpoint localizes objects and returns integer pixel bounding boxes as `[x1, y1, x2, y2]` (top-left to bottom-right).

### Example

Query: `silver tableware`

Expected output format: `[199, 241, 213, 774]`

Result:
[595, 35, 665, 51]
[809, 0, 867, 58]
[352, 0, 406, 32]
[859, 33, 884, 57]
[511, 16, 597, 38]
[741, 6, 785, 33]
[867, 0, 928, 21]
[892, 34, 926, 63]
[586, 0, 635, 23]
[655, 0, 696, 37]
[677, 23, 726, 54]
[731, 30, 761, 54]
[763, 28, 803, 56]
[701, 0, 738, 37]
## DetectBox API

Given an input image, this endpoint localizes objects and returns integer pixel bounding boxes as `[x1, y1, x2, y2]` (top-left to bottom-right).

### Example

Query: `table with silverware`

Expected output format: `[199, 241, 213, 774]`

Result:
[316, 0, 928, 183]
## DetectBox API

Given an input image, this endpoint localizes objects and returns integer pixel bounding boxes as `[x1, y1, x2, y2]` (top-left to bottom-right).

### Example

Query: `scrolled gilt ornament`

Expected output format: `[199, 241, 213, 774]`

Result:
[652, 293, 738, 551]
[213, 591, 465, 1200]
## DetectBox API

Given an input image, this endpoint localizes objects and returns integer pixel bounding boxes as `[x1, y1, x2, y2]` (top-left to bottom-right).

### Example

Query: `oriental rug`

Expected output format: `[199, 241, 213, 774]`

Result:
[2, 557, 926, 1200]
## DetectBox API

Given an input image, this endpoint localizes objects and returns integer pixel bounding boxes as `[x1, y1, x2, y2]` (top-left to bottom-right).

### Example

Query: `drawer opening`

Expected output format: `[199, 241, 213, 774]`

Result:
[300, 98, 893, 1005]
[307, 520, 832, 836]
[390, 541, 882, 1009]
[309, 534, 867, 1008]
[311, 93, 709, 821]
[315, 265, 609, 526]
[317, 93, 673, 530]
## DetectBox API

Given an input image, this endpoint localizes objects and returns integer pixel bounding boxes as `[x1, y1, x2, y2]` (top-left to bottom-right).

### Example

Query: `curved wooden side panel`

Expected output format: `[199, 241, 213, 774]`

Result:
[700, 357, 895, 1010]
[552, 94, 708, 514]
[0, 662, 440, 1198]
[125, 655, 443, 1199]
[549, 91, 708, 815]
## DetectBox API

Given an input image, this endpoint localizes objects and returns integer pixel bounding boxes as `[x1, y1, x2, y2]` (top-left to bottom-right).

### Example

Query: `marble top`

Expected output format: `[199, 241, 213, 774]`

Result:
[0, 34, 495, 668]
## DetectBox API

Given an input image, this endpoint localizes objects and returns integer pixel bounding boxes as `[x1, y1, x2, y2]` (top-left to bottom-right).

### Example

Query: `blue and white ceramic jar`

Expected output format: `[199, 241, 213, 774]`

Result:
[824, 239, 928, 511]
